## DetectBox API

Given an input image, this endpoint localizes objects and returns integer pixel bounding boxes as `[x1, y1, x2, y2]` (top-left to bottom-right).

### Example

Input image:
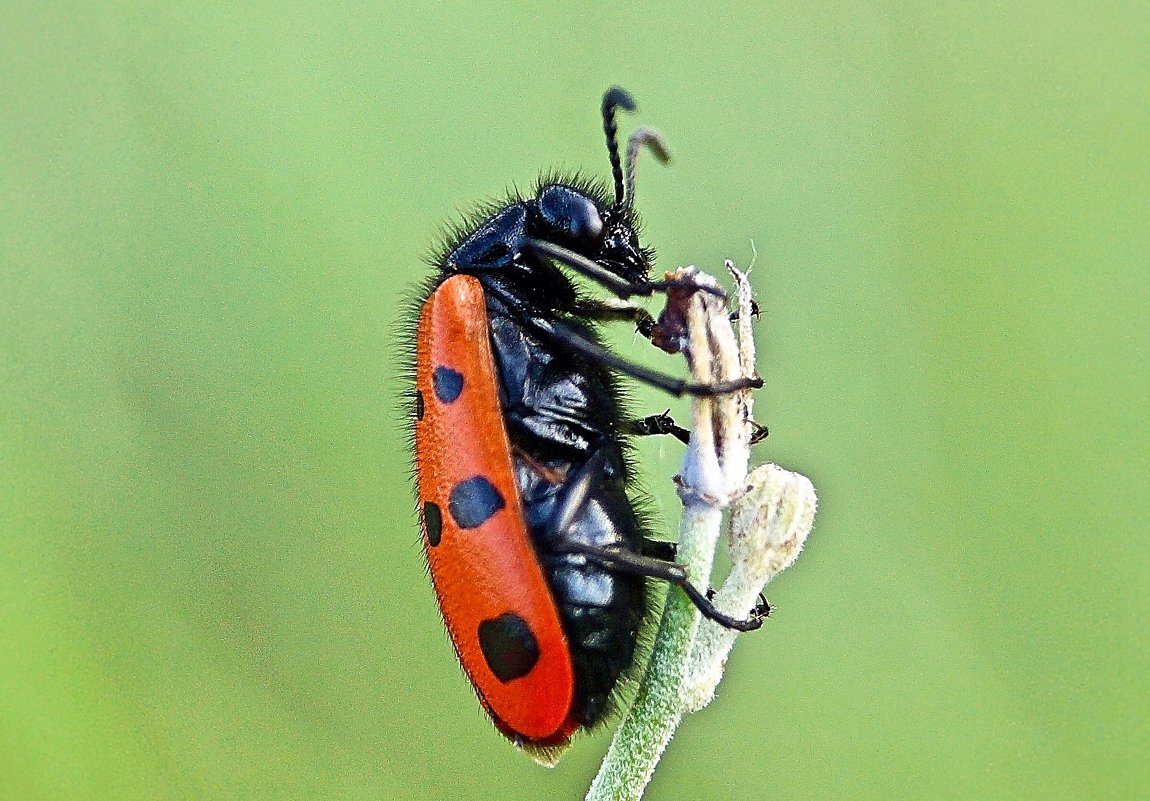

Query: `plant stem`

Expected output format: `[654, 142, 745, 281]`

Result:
[585, 264, 816, 801]
[584, 502, 720, 801]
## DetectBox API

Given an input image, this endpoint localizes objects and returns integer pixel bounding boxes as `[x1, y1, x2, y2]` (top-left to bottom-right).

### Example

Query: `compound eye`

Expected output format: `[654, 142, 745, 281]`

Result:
[537, 186, 605, 246]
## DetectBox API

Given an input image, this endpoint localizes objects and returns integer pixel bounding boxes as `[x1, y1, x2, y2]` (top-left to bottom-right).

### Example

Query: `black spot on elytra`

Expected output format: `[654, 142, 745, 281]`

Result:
[448, 476, 505, 529]
[432, 367, 464, 403]
[423, 501, 442, 547]
[415, 390, 425, 420]
[478, 613, 540, 682]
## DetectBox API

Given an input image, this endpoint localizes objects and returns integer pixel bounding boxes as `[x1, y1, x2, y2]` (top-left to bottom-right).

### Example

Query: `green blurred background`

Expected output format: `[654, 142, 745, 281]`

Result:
[2, 3, 1147, 800]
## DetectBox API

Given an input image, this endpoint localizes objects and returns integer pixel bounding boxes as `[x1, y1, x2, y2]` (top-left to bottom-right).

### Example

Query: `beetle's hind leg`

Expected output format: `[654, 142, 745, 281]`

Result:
[556, 542, 768, 632]
[551, 448, 766, 631]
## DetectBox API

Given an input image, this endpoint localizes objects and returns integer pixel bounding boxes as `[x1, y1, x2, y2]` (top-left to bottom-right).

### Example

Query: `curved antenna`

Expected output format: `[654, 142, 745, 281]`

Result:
[625, 127, 671, 207]
[601, 86, 636, 207]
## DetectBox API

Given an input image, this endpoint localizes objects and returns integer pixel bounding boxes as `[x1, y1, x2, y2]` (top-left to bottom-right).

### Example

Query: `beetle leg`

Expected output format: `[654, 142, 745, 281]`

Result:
[573, 298, 656, 337]
[526, 239, 727, 302]
[548, 447, 613, 541]
[728, 298, 762, 321]
[551, 446, 766, 632]
[480, 279, 754, 397]
[640, 538, 676, 561]
[632, 410, 767, 445]
[528, 315, 762, 397]
[549, 452, 678, 558]
[629, 410, 690, 444]
[555, 542, 767, 632]
[749, 420, 770, 444]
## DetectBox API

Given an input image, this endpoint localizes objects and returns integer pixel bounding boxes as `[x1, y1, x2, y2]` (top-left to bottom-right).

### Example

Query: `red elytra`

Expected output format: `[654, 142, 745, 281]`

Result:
[414, 275, 580, 746]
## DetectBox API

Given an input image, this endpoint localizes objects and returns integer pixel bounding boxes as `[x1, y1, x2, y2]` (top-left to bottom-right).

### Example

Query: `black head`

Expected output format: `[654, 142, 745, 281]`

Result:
[533, 183, 647, 286]
[529, 87, 669, 288]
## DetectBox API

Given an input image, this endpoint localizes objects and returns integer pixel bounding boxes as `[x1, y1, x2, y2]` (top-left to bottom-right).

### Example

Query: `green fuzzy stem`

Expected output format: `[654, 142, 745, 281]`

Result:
[584, 502, 722, 801]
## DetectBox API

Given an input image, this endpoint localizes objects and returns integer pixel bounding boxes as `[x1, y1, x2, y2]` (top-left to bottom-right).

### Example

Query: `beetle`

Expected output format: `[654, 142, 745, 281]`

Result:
[410, 87, 765, 758]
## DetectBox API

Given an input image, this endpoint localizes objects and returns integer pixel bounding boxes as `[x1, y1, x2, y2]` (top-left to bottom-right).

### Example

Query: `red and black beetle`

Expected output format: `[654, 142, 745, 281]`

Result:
[409, 87, 765, 756]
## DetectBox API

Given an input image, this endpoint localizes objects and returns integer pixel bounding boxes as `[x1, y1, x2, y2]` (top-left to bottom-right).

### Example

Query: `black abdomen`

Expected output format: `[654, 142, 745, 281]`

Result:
[490, 300, 647, 726]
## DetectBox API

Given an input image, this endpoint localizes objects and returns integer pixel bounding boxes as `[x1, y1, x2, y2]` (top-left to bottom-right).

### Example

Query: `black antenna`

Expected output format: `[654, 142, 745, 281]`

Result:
[601, 86, 636, 207]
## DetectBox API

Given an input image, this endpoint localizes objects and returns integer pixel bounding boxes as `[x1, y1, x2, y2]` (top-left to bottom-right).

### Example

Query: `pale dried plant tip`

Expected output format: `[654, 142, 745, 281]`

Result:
[682, 463, 818, 714]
